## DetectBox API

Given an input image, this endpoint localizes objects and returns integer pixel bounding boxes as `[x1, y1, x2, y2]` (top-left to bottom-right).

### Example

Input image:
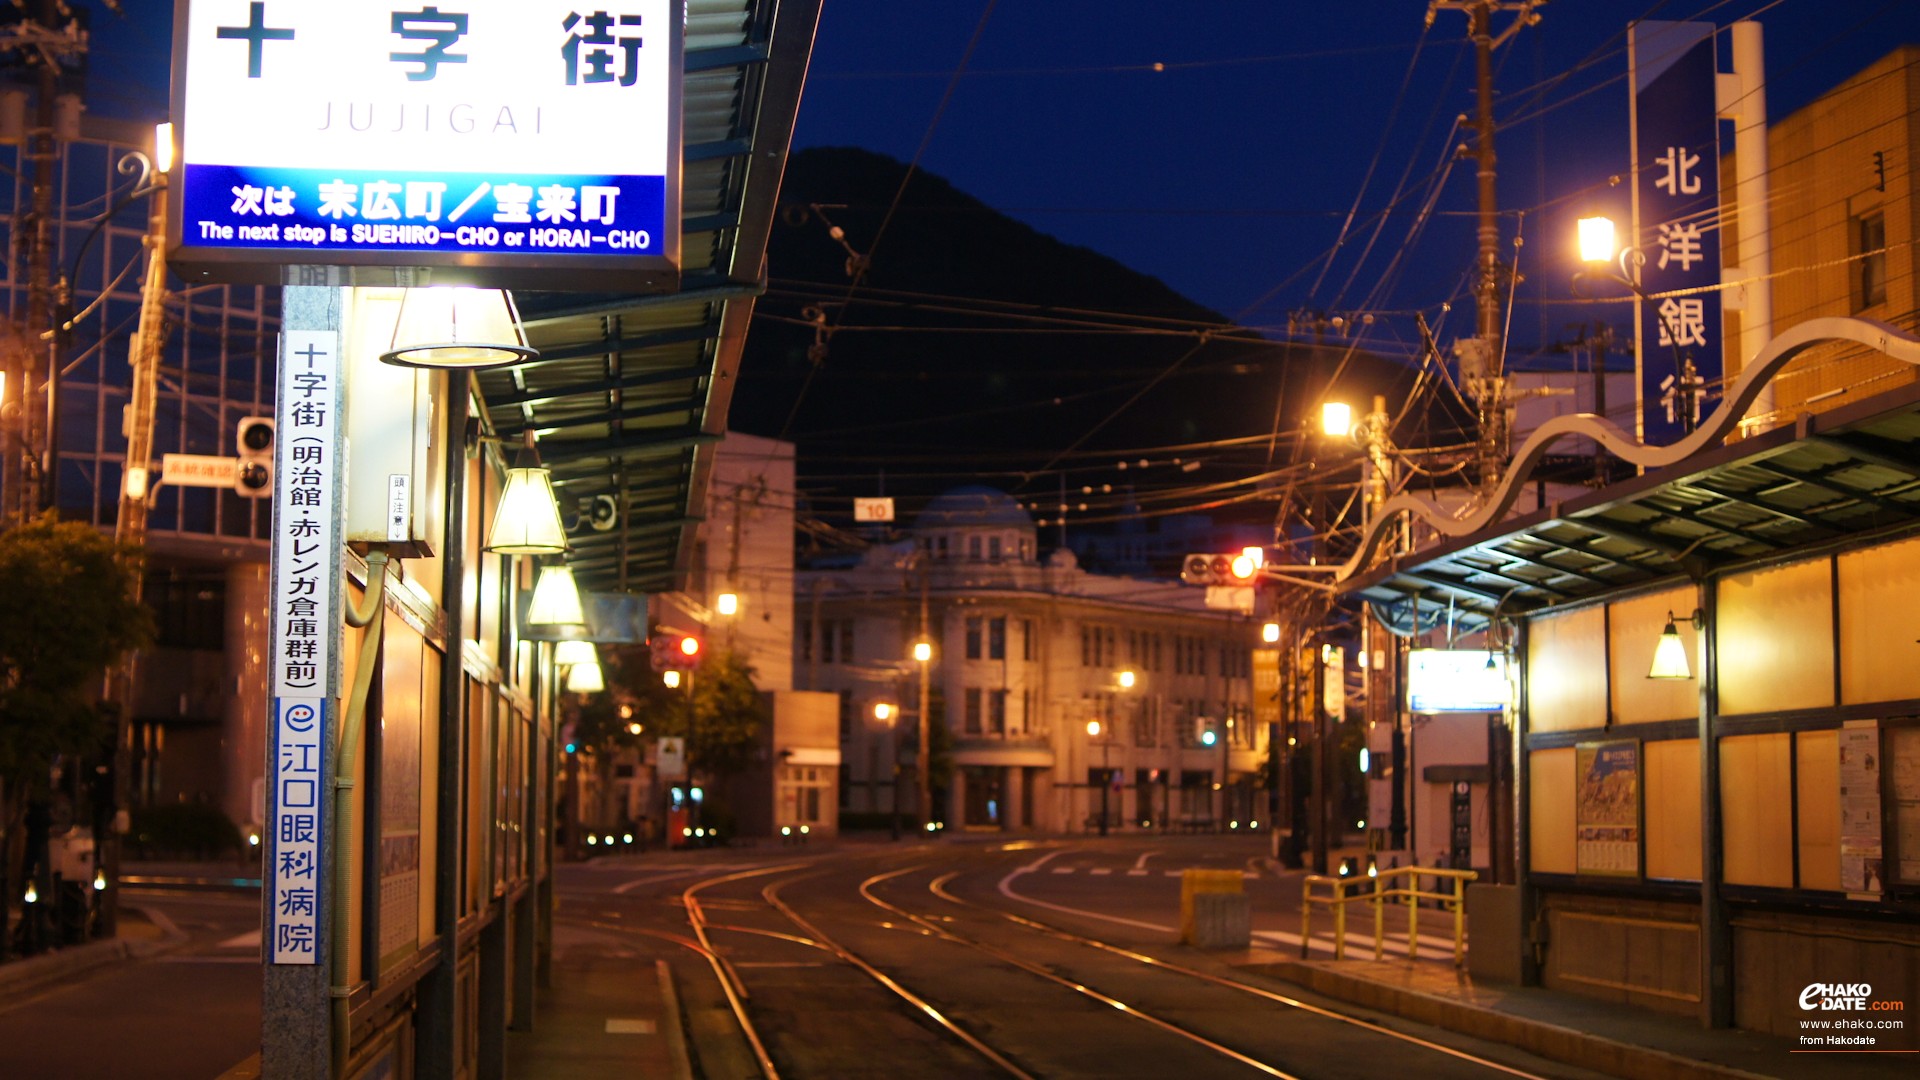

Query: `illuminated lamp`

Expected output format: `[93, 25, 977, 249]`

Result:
[486, 466, 567, 555]
[380, 286, 537, 369]
[527, 564, 585, 626]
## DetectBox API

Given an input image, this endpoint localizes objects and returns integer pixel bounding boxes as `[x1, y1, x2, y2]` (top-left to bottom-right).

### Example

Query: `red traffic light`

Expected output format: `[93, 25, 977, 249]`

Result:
[650, 631, 702, 670]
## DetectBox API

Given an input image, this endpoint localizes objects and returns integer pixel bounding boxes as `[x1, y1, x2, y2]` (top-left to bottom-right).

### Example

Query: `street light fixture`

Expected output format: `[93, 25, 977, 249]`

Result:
[716, 591, 739, 616]
[875, 701, 902, 840]
[1648, 609, 1703, 680]
[913, 639, 932, 832]
[1321, 401, 1353, 438]
[1086, 719, 1111, 837]
[1574, 214, 1704, 433]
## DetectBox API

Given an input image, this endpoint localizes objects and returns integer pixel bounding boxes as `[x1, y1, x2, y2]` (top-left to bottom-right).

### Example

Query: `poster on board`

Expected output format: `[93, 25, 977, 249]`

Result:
[1576, 740, 1641, 877]
[1839, 722, 1884, 895]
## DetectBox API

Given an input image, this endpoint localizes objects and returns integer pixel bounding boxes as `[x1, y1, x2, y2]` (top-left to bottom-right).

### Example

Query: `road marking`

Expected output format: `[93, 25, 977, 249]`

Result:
[1132, 850, 1159, 872]
[158, 955, 259, 963]
[1090, 868, 1111, 876]
[1050, 866, 1075, 874]
[999, 857, 1175, 934]
[1126, 869, 1148, 876]
[219, 929, 261, 948]
[605, 1018, 657, 1035]
[732, 961, 826, 969]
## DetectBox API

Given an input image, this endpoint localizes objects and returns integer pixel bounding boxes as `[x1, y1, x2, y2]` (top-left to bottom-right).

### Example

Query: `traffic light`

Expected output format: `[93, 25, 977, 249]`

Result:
[1180, 546, 1264, 586]
[1195, 716, 1219, 747]
[235, 416, 274, 498]
[650, 631, 702, 670]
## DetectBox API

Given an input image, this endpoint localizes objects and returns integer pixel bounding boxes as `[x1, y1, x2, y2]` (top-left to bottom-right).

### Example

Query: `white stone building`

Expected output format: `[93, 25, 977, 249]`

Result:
[797, 487, 1266, 833]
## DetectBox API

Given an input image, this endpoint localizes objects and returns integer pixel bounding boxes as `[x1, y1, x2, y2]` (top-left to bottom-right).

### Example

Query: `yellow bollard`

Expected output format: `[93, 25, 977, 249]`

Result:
[1372, 871, 1385, 961]
[1407, 872, 1419, 961]
[1300, 884, 1313, 959]
[1452, 874, 1467, 968]
[1332, 878, 1347, 960]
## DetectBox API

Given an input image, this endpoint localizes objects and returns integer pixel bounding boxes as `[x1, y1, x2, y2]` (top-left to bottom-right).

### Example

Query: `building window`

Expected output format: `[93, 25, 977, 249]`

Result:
[988, 536, 1003, 561]
[1856, 211, 1888, 311]
[988, 617, 1006, 660]
[1021, 619, 1035, 661]
[988, 690, 1006, 735]
[966, 616, 983, 660]
[963, 688, 983, 734]
[1152, 634, 1162, 672]
[967, 535, 982, 561]
[839, 620, 854, 662]
[779, 765, 831, 827]
[838, 695, 852, 741]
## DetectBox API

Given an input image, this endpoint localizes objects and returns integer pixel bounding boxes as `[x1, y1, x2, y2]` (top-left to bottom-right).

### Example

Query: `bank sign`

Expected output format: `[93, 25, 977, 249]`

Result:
[1630, 21, 1722, 446]
[169, 0, 682, 290]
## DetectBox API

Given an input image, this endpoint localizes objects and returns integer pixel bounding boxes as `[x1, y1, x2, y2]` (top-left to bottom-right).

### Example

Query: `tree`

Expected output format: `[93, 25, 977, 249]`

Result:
[593, 644, 769, 778]
[0, 515, 152, 949]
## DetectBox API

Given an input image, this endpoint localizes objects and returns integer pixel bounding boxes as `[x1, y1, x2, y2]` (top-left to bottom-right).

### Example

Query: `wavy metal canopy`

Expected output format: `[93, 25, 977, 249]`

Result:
[472, 0, 819, 594]
[1351, 321, 1920, 634]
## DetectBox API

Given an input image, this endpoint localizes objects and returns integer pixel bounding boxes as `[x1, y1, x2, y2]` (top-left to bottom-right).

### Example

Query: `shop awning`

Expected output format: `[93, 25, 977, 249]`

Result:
[1351, 378, 1920, 634]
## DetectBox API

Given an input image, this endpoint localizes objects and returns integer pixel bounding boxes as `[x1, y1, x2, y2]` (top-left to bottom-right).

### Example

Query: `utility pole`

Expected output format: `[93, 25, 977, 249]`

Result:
[1, 1, 84, 525]
[98, 135, 172, 937]
[1427, 0, 1547, 497]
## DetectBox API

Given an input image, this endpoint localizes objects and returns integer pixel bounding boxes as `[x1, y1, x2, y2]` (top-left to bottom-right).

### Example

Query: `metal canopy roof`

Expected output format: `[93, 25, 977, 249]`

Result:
[473, 0, 819, 594]
[1352, 379, 1920, 634]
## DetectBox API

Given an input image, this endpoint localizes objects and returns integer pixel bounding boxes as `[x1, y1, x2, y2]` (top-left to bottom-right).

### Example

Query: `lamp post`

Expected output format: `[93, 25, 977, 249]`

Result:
[913, 639, 932, 830]
[1575, 214, 1704, 435]
[875, 702, 901, 840]
[1086, 719, 1110, 837]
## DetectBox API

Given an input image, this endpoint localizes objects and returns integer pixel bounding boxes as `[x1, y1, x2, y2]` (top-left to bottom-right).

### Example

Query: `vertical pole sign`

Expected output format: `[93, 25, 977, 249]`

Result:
[170, 0, 682, 290]
[1629, 22, 1723, 445]
[267, 323, 342, 965]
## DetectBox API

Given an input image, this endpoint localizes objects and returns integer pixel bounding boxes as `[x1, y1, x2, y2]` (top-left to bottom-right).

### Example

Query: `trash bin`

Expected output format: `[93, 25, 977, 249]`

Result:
[1180, 869, 1250, 949]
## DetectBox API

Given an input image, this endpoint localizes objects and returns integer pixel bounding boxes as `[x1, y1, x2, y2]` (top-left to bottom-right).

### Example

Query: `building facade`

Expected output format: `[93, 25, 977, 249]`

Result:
[798, 487, 1265, 834]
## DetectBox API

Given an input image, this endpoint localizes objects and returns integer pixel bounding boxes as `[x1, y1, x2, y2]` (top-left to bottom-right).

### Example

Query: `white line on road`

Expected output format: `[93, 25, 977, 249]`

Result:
[1126, 869, 1148, 876]
[1132, 850, 1159, 872]
[999, 853, 1175, 934]
[605, 1018, 657, 1035]
[1090, 868, 1111, 875]
[218, 929, 260, 949]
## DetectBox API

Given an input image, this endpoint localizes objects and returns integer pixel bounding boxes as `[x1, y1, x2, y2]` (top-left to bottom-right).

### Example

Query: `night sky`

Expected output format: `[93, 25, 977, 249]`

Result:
[787, 0, 1920, 351]
[93, 2, 1920, 347]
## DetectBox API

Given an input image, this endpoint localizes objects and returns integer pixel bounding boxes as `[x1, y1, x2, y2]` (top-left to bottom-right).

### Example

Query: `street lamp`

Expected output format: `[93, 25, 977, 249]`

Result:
[1086, 719, 1110, 837]
[1575, 214, 1704, 434]
[913, 639, 932, 831]
[875, 701, 902, 840]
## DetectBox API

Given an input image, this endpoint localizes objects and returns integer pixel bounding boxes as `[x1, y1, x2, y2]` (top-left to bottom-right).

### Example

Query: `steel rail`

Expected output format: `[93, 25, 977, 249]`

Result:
[925, 871, 1552, 1080]
[758, 871, 1037, 1080]
[857, 867, 1299, 1080]
[679, 861, 814, 1080]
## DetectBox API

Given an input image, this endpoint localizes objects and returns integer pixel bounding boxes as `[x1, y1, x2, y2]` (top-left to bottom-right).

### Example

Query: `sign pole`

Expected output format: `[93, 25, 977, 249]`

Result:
[262, 284, 346, 1080]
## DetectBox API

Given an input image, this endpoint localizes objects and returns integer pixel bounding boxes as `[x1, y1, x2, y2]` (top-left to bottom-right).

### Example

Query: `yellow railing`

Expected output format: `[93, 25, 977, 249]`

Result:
[1300, 865, 1478, 968]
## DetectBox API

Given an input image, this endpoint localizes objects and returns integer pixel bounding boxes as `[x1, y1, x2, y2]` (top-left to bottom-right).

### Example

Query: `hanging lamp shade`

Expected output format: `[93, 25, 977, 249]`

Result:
[1647, 614, 1693, 680]
[486, 466, 568, 555]
[565, 659, 605, 693]
[554, 639, 597, 668]
[527, 564, 586, 626]
[381, 286, 538, 369]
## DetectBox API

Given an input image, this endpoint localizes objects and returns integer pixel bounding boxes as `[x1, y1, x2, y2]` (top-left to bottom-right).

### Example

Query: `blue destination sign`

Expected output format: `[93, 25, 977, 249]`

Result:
[181, 166, 666, 257]
[171, 0, 682, 290]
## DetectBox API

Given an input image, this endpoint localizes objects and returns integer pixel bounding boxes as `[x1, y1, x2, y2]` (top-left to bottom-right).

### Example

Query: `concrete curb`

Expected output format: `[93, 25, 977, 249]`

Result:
[0, 903, 192, 1008]
[1252, 959, 1776, 1080]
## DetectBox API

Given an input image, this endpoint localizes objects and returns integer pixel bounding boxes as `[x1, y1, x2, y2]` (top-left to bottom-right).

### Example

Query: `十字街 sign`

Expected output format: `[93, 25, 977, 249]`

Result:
[170, 1, 682, 290]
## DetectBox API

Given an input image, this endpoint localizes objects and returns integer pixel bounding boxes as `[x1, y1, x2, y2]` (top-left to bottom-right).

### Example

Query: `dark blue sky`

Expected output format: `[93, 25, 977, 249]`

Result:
[92, 0, 1920, 352]
[789, 0, 1920, 351]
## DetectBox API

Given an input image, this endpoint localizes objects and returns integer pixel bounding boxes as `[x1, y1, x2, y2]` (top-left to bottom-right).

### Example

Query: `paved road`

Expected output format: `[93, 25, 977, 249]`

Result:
[557, 834, 1606, 1080]
[0, 888, 261, 1080]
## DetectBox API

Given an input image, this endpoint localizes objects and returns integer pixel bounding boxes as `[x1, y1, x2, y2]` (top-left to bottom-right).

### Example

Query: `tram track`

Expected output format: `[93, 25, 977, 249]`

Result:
[634, 850, 1583, 1080]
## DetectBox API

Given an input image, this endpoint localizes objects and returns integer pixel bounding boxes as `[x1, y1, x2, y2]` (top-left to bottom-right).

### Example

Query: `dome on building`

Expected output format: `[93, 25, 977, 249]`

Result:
[912, 486, 1035, 531]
